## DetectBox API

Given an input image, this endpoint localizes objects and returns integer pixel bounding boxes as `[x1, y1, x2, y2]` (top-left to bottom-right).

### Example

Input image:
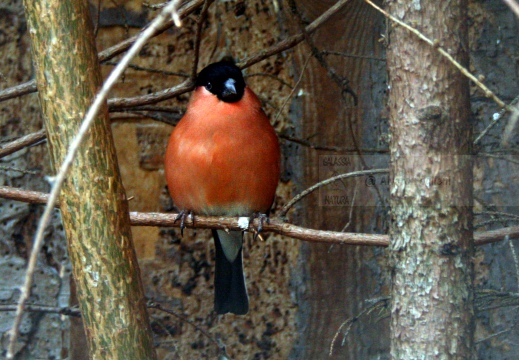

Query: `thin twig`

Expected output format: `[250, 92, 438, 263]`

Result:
[475, 211, 519, 220]
[6, 3, 184, 357]
[121, 105, 185, 113]
[365, 0, 519, 147]
[191, 0, 214, 79]
[475, 199, 519, 286]
[0, 81, 37, 103]
[103, 61, 189, 77]
[147, 301, 227, 356]
[274, 54, 311, 122]
[0, 304, 81, 317]
[321, 50, 386, 62]
[503, 0, 519, 18]
[288, 0, 357, 104]
[238, 0, 353, 69]
[475, 219, 519, 230]
[329, 297, 389, 356]
[364, 0, 510, 111]
[0, 166, 39, 176]
[279, 133, 389, 153]
[279, 169, 389, 218]
[245, 73, 294, 89]
[474, 95, 519, 145]
[479, 152, 519, 165]
[476, 322, 519, 343]
[476, 289, 519, 311]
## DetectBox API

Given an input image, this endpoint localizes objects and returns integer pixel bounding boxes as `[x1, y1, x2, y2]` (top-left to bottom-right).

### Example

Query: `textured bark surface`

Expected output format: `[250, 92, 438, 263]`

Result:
[22, 0, 156, 358]
[386, 0, 474, 358]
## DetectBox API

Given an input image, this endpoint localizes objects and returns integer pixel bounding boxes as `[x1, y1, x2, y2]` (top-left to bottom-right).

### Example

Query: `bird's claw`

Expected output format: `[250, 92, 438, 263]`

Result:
[249, 212, 269, 241]
[174, 210, 193, 236]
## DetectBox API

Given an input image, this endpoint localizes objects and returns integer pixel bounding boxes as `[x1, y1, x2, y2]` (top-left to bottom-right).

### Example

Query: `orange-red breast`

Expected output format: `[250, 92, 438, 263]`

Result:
[164, 61, 280, 315]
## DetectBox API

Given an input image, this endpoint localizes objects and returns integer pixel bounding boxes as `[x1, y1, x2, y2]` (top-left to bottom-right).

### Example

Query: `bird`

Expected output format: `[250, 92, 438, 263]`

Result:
[164, 61, 280, 315]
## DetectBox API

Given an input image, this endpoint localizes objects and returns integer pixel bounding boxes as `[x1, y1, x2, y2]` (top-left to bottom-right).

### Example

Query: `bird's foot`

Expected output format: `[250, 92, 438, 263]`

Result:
[249, 212, 270, 241]
[174, 210, 193, 236]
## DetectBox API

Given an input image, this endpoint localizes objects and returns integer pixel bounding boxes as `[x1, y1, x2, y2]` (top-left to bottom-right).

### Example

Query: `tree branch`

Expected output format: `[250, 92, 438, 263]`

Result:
[0, 129, 46, 159]
[279, 169, 388, 217]
[109, 0, 354, 109]
[1, 0, 352, 110]
[238, 0, 352, 69]
[0, 0, 206, 103]
[0, 185, 517, 247]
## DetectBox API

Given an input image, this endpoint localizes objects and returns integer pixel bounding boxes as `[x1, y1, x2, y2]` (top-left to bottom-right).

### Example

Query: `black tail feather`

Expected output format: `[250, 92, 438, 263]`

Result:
[212, 230, 249, 315]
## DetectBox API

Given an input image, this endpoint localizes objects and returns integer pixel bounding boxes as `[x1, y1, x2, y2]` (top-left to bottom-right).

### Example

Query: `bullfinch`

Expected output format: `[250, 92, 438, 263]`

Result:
[164, 61, 280, 315]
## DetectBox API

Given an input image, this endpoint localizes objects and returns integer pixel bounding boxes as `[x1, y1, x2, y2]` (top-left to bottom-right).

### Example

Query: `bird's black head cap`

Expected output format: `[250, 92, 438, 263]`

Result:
[196, 61, 246, 103]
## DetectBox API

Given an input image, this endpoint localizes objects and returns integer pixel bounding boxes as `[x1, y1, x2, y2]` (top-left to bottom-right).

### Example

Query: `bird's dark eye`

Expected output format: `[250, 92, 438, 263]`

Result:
[206, 82, 212, 91]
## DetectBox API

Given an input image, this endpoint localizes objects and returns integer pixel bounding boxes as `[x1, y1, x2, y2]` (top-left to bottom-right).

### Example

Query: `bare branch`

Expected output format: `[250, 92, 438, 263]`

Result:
[110, 0, 354, 110]
[2, 0, 352, 111]
[147, 301, 228, 357]
[274, 54, 311, 122]
[0, 185, 517, 247]
[191, 0, 214, 79]
[474, 95, 519, 145]
[279, 169, 388, 218]
[288, 0, 357, 104]
[103, 61, 189, 77]
[503, 0, 519, 18]
[0, 304, 81, 317]
[108, 78, 194, 110]
[0, 81, 37, 103]
[364, 0, 510, 110]
[0, 0, 206, 103]
[329, 297, 389, 356]
[238, 0, 353, 69]
[279, 133, 389, 153]
[0, 130, 46, 159]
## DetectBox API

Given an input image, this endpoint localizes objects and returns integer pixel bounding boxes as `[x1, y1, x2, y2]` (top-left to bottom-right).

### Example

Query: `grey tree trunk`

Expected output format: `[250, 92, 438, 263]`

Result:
[386, 0, 474, 358]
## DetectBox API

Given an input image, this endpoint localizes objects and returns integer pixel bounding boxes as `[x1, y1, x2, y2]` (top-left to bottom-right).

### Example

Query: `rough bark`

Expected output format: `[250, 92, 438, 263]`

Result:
[386, 0, 474, 358]
[22, 0, 156, 358]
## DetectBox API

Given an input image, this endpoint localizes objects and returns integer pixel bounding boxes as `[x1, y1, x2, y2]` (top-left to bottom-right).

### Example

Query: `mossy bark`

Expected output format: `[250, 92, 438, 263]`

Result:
[22, 0, 156, 358]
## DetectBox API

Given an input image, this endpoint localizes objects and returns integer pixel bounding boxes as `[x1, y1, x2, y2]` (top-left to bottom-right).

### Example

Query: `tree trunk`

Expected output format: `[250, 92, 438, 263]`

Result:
[386, 0, 474, 358]
[22, 0, 156, 358]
